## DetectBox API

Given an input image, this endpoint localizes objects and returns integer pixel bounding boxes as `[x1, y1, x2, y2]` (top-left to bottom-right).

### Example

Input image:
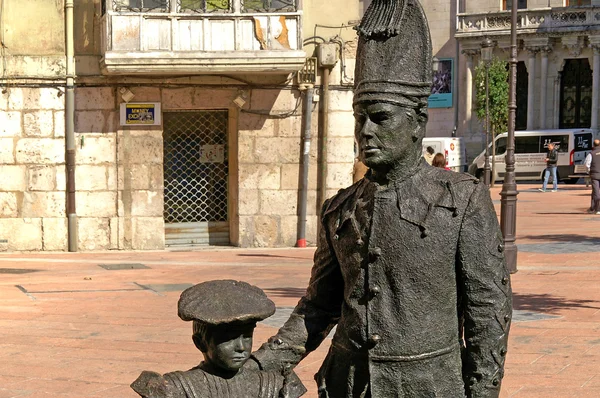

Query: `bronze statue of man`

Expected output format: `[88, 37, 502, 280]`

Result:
[252, 0, 512, 397]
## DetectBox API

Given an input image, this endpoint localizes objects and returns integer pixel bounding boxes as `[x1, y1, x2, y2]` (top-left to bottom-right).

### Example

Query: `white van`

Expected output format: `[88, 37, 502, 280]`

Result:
[468, 129, 595, 183]
[422, 137, 467, 172]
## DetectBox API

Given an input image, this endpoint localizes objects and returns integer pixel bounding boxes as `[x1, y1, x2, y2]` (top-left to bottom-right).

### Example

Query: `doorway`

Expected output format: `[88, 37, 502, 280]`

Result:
[163, 110, 230, 246]
[560, 58, 593, 129]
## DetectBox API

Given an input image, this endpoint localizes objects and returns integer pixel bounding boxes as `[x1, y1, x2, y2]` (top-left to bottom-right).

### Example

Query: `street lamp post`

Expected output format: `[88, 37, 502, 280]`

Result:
[500, 2, 519, 274]
[481, 38, 494, 187]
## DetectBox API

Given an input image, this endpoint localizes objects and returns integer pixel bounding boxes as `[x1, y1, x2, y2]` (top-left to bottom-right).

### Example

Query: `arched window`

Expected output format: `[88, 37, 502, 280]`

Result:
[560, 59, 593, 129]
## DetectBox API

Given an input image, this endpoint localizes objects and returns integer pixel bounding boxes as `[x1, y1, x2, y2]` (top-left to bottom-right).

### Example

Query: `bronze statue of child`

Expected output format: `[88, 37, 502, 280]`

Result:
[131, 280, 306, 398]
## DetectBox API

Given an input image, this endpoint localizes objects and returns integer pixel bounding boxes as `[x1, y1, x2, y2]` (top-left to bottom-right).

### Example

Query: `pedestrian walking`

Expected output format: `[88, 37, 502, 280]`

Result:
[585, 139, 600, 214]
[539, 142, 558, 192]
[423, 146, 435, 165]
[431, 152, 448, 169]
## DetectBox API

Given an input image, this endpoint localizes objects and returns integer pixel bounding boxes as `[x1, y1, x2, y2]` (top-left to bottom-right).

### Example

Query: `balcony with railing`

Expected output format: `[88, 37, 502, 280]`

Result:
[100, 0, 306, 75]
[456, 6, 600, 39]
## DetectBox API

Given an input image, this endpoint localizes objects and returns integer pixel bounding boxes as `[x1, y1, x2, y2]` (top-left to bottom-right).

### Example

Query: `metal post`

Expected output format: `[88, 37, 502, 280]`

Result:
[297, 87, 314, 248]
[500, 4, 519, 274]
[484, 62, 491, 186]
[318, 68, 330, 210]
[66, 0, 77, 252]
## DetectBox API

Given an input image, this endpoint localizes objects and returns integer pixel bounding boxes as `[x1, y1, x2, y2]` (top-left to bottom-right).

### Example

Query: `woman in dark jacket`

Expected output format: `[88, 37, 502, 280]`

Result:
[539, 142, 558, 192]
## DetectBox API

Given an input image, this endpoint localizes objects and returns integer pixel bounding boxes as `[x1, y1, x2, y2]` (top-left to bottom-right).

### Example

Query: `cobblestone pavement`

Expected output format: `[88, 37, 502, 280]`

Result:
[1, 183, 600, 397]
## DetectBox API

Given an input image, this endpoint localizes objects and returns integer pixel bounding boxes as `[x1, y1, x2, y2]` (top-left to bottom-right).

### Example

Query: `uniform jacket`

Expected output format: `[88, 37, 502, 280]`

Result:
[131, 366, 285, 398]
[254, 164, 512, 398]
[589, 147, 600, 180]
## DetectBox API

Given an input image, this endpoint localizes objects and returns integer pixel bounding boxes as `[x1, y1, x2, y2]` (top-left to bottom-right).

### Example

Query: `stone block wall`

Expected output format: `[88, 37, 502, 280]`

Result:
[0, 82, 356, 251]
[237, 86, 354, 248]
[0, 88, 67, 251]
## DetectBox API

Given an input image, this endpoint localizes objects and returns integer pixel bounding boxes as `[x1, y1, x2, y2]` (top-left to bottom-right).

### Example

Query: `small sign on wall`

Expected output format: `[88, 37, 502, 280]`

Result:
[200, 144, 225, 163]
[120, 102, 162, 126]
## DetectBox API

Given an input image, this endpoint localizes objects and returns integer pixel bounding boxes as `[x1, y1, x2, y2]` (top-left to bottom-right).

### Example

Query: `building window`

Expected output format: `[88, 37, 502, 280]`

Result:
[560, 59, 593, 129]
[242, 0, 297, 12]
[503, 0, 527, 10]
[179, 0, 231, 12]
[112, 0, 170, 12]
[566, 0, 591, 6]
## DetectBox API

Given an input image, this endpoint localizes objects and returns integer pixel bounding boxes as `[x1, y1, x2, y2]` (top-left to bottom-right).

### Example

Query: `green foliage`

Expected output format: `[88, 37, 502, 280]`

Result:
[474, 58, 509, 136]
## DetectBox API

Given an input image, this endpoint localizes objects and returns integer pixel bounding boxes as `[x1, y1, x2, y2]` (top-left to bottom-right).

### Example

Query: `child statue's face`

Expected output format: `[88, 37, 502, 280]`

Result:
[203, 323, 254, 374]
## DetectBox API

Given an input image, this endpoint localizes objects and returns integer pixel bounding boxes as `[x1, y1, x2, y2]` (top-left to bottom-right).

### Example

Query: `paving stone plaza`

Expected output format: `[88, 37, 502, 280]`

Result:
[1, 182, 600, 397]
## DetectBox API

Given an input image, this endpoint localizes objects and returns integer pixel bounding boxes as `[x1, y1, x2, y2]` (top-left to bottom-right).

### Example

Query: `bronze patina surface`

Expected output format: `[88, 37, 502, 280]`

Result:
[252, 1, 512, 397]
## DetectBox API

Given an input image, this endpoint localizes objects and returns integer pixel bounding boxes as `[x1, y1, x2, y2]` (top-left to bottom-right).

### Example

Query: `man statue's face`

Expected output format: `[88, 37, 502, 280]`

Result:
[203, 323, 254, 374]
[354, 102, 423, 169]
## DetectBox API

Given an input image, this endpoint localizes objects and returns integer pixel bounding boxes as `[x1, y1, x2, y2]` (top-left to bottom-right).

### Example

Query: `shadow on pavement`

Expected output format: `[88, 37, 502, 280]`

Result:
[520, 234, 600, 244]
[513, 292, 600, 314]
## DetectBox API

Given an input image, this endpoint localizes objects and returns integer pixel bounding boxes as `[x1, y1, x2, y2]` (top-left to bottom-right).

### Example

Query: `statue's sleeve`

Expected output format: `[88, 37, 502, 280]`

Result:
[457, 183, 512, 398]
[253, 198, 344, 375]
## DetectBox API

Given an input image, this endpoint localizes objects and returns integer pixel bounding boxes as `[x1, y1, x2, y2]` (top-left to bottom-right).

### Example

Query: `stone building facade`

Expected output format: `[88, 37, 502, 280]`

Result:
[456, 0, 600, 155]
[0, 0, 361, 251]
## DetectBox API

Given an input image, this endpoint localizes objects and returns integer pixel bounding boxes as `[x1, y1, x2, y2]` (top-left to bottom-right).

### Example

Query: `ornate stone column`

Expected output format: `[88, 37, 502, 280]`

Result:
[590, 37, 600, 131]
[539, 46, 552, 129]
[525, 46, 540, 130]
[462, 49, 479, 135]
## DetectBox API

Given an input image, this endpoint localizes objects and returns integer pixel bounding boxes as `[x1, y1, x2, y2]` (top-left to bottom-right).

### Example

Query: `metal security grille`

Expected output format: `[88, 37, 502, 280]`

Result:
[163, 111, 229, 246]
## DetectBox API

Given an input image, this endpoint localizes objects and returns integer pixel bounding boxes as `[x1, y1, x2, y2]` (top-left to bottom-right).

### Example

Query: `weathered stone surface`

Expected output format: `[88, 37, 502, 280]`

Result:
[238, 135, 256, 163]
[238, 189, 259, 215]
[0, 218, 42, 251]
[118, 163, 163, 191]
[109, 217, 121, 249]
[327, 111, 355, 137]
[281, 214, 318, 246]
[260, 190, 297, 215]
[15, 139, 64, 164]
[76, 134, 116, 164]
[24, 111, 54, 137]
[131, 87, 161, 102]
[21, 88, 65, 111]
[238, 113, 275, 137]
[117, 132, 162, 164]
[75, 111, 117, 134]
[42, 218, 67, 251]
[327, 137, 355, 163]
[255, 137, 301, 164]
[54, 111, 65, 138]
[0, 165, 26, 191]
[280, 163, 318, 190]
[130, 190, 163, 217]
[325, 162, 354, 190]
[328, 90, 354, 112]
[132, 217, 165, 250]
[21, 192, 66, 218]
[76, 165, 108, 191]
[239, 164, 281, 190]
[56, 167, 66, 191]
[0, 192, 18, 217]
[4, 88, 22, 111]
[162, 88, 195, 109]
[28, 166, 56, 191]
[0, 111, 21, 137]
[107, 165, 118, 190]
[192, 88, 236, 108]
[252, 215, 280, 247]
[76, 191, 117, 217]
[75, 87, 115, 110]
[78, 217, 110, 251]
[251, 89, 297, 111]
[0, 138, 14, 164]
[275, 116, 302, 138]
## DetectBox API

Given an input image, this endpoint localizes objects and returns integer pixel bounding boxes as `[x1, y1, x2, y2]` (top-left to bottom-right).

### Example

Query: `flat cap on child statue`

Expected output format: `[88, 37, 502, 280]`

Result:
[131, 280, 306, 398]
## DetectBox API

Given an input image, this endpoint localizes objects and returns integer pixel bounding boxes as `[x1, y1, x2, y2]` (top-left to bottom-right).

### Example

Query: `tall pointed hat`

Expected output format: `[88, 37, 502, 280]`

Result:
[354, 0, 432, 108]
